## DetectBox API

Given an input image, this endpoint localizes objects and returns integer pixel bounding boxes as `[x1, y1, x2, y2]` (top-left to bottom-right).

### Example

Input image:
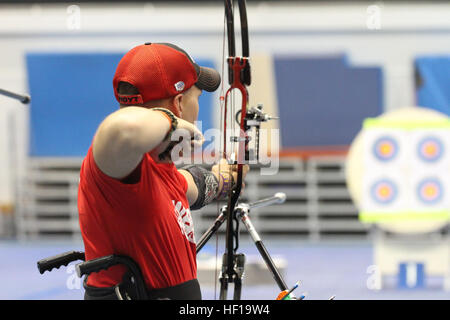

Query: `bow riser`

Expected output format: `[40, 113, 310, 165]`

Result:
[223, 57, 250, 162]
[223, 56, 249, 281]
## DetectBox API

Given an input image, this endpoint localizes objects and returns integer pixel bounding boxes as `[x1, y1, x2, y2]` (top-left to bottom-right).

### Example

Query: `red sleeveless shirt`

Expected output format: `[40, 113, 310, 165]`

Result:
[78, 146, 196, 289]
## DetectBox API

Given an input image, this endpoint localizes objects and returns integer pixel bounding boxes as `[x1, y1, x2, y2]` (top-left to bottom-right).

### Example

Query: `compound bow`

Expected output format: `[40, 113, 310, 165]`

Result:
[196, 0, 297, 301]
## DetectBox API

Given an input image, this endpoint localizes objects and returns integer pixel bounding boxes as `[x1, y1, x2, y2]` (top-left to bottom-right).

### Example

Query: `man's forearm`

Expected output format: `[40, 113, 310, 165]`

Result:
[180, 166, 219, 210]
[178, 169, 199, 206]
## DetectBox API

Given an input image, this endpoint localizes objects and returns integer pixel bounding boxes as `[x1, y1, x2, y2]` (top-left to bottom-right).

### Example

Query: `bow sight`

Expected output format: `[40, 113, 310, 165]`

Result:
[235, 104, 279, 162]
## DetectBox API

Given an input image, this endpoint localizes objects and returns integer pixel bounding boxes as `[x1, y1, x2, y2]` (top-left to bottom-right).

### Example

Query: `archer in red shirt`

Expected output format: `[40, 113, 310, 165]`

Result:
[78, 43, 248, 300]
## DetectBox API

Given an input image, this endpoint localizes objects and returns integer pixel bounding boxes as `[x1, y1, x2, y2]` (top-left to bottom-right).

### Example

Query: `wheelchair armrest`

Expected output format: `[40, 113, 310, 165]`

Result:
[37, 251, 85, 274]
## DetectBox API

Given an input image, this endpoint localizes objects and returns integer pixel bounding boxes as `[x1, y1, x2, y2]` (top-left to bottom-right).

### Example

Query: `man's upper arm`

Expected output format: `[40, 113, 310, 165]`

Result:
[92, 111, 144, 179]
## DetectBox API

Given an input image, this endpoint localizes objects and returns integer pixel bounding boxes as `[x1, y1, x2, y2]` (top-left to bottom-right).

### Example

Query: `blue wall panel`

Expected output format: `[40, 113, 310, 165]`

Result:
[415, 56, 450, 116]
[274, 55, 383, 148]
[26, 52, 215, 157]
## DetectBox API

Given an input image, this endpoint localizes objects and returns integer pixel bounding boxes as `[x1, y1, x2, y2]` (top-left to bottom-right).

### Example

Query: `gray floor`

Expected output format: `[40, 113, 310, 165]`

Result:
[0, 238, 449, 300]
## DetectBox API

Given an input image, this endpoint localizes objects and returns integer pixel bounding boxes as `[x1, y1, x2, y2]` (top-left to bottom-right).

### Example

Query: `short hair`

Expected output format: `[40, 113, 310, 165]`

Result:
[117, 81, 139, 95]
[117, 81, 172, 109]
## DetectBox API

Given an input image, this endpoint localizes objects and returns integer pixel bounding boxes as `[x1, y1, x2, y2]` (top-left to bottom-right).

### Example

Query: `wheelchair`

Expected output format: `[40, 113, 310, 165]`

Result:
[37, 251, 149, 300]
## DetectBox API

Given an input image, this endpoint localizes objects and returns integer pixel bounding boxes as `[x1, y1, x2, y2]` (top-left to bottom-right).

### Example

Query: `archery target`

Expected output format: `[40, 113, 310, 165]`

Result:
[347, 107, 450, 233]
[373, 136, 398, 162]
[417, 137, 443, 163]
[362, 171, 406, 212]
[417, 178, 443, 204]
[371, 179, 398, 205]
[364, 129, 408, 168]
[410, 130, 449, 169]
[409, 172, 450, 210]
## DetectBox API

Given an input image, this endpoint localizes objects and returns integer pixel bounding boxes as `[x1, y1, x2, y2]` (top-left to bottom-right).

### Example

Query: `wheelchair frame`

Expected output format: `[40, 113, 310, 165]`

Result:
[37, 251, 148, 300]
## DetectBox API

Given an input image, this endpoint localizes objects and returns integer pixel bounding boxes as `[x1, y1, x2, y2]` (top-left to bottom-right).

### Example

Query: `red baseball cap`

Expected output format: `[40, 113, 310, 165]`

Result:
[113, 42, 221, 105]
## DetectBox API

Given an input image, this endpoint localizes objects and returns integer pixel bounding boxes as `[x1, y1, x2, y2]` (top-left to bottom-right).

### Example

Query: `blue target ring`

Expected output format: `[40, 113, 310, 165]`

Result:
[373, 136, 398, 162]
[371, 179, 398, 205]
[417, 178, 443, 205]
[417, 136, 444, 163]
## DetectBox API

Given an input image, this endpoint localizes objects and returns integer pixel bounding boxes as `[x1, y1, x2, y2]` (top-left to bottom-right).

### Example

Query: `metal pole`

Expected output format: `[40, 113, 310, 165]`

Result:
[247, 192, 286, 210]
[196, 209, 226, 253]
[237, 207, 289, 292]
[0, 88, 31, 104]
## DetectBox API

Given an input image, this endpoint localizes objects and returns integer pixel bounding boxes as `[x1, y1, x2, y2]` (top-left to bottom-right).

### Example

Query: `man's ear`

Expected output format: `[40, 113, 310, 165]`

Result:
[172, 93, 184, 117]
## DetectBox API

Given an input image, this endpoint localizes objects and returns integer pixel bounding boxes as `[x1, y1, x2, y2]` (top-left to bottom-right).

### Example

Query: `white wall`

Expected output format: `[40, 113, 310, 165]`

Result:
[0, 1, 449, 213]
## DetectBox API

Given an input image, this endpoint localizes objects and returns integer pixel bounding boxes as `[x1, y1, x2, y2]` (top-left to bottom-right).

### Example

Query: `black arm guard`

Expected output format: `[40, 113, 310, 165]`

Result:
[181, 165, 219, 210]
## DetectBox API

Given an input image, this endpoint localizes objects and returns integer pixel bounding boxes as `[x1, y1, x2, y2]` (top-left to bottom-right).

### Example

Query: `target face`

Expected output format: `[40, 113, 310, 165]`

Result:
[373, 136, 398, 162]
[417, 178, 443, 204]
[371, 179, 398, 204]
[417, 137, 444, 163]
